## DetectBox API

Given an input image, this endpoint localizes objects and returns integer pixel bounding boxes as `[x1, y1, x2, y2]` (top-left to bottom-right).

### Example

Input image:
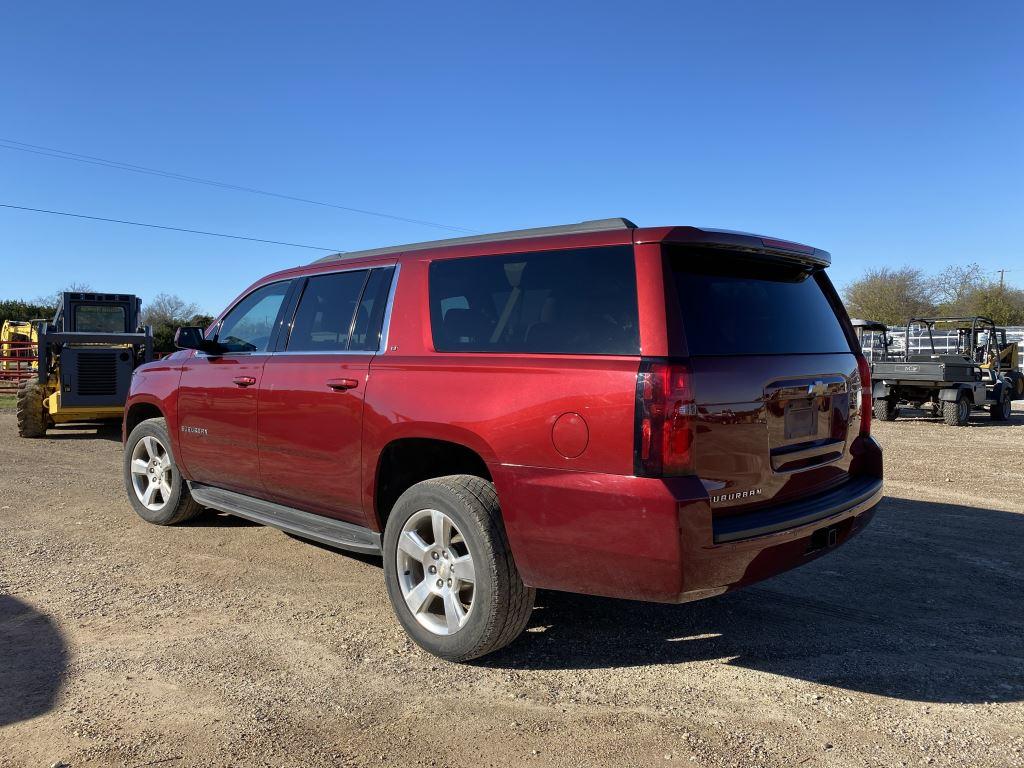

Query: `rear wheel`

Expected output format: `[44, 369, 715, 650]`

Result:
[990, 389, 1012, 421]
[382, 474, 535, 662]
[15, 380, 47, 438]
[123, 418, 204, 525]
[942, 394, 971, 426]
[873, 398, 898, 421]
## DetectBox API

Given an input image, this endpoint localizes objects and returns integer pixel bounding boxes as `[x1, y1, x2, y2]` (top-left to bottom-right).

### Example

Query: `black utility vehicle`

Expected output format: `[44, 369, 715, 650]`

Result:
[870, 316, 1019, 426]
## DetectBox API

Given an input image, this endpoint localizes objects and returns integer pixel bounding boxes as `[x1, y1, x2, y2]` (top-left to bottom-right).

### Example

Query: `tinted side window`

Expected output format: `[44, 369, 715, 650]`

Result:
[215, 282, 290, 353]
[667, 248, 851, 356]
[429, 246, 639, 355]
[350, 267, 395, 351]
[288, 270, 368, 352]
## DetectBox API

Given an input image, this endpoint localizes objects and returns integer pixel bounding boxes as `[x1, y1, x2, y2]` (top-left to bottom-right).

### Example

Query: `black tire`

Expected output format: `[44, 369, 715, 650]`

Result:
[873, 398, 898, 421]
[382, 474, 535, 662]
[15, 379, 47, 438]
[123, 417, 204, 525]
[942, 394, 971, 426]
[1007, 371, 1024, 400]
[990, 390, 1012, 421]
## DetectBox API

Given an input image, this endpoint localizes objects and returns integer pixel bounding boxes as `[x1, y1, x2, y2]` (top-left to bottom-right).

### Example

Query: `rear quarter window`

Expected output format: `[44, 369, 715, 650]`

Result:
[429, 246, 640, 355]
[667, 248, 851, 356]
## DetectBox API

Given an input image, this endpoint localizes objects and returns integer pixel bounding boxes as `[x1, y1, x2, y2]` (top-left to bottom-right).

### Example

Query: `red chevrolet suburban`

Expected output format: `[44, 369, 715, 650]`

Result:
[122, 218, 883, 660]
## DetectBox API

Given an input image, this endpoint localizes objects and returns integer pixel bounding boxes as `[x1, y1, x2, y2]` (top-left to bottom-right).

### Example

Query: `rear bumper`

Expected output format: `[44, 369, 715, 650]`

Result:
[498, 437, 883, 603]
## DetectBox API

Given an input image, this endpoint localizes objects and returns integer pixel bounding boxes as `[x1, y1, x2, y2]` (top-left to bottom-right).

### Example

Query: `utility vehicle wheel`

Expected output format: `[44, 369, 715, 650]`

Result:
[943, 395, 971, 427]
[382, 475, 535, 662]
[990, 390, 1012, 421]
[873, 398, 898, 421]
[15, 379, 47, 438]
[123, 418, 204, 525]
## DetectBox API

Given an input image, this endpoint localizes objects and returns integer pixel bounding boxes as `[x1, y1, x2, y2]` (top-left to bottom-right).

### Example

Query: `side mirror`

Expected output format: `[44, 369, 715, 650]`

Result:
[174, 326, 221, 354]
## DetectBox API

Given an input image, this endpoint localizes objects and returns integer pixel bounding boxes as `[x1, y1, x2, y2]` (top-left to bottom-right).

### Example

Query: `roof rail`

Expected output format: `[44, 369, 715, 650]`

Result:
[313, 217, 637, 263]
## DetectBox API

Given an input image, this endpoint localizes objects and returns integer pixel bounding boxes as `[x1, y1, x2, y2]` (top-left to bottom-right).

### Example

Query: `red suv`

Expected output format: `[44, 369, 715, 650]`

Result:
[122, 218, 882, 660]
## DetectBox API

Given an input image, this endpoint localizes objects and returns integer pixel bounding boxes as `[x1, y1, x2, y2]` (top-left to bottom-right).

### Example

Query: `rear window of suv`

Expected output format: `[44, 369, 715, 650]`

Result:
[429, 246, 639, 355]
[667, 248, 851, 356]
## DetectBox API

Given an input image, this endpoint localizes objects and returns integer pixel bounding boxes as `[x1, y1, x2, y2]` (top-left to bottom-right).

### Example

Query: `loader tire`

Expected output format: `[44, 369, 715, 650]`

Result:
[16, 380, 47, 438]
[1007, 371, 1023, 400]
[990, 389, 1012, 421]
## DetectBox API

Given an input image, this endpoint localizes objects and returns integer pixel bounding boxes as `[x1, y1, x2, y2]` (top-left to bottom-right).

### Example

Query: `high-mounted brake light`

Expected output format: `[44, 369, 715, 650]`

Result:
[634, 360, 695, 476]
[760, 237, 815, 255]
[856, 353, 872, 437]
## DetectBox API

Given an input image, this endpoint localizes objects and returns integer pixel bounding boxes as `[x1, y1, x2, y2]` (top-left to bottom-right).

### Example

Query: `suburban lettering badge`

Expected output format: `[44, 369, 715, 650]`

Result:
[711, 488, 764, 503]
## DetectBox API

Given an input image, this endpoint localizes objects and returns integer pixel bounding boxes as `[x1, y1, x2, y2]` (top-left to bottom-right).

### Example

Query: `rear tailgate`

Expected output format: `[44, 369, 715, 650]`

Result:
[665, 246, 866, 522]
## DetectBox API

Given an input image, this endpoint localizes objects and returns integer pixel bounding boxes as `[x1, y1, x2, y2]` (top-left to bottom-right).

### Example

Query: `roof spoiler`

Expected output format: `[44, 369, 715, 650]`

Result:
[648, 226, 831, 268]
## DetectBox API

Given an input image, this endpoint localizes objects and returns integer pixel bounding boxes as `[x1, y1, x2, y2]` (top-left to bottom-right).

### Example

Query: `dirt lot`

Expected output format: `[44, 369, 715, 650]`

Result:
[2, 405, 1023, 768]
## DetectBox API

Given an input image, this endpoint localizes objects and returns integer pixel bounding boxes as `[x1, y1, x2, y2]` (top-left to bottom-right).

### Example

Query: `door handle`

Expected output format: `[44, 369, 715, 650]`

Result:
[232, 376, 257, 387]
[326, 378, 359, 391]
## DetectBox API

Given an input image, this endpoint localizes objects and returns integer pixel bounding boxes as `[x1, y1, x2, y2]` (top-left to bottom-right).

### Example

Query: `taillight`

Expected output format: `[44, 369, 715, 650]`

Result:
[634, 360, 696, 476]
[856, 353, 872, 437]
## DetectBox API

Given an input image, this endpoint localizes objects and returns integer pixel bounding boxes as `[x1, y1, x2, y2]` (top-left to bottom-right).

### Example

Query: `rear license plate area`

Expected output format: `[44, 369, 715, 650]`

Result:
[784, 398, 819, 440]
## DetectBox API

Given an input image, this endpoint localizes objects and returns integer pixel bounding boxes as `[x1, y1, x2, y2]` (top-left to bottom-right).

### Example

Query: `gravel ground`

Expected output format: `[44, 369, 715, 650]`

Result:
[1, 404, 1023, 767]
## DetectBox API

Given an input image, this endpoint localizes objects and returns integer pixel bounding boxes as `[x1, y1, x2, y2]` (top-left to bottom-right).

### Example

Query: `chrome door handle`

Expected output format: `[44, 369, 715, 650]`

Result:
[232, 376, 257, 387]
[326, 378, 359, 391]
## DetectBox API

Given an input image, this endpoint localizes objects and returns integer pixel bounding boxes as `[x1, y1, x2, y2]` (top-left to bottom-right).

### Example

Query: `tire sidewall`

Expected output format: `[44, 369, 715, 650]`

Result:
[123, 419, 188, 524]
[382, 481, 497, 660]
[958, 396, 970, 424]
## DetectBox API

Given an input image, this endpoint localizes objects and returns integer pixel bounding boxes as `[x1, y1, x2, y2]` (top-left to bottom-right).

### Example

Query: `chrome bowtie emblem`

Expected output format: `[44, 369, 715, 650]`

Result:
[808, 380, 827, 397]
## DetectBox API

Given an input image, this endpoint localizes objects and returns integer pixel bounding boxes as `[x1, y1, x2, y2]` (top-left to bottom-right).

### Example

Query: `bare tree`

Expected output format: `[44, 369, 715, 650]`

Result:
[142, 293, 200, 327]
[35, 282, 94, 308]
[842, 267, 936, 326]
[930, 263, 985, 313]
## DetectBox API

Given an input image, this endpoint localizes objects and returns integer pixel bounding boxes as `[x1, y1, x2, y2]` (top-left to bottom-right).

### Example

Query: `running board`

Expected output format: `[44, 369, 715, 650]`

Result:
[188, 483, 382, 555]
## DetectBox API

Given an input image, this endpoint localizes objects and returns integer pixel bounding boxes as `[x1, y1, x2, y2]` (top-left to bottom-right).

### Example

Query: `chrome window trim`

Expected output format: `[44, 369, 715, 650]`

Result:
[376, 263, 401, 354]
[196, 263, 401, 359]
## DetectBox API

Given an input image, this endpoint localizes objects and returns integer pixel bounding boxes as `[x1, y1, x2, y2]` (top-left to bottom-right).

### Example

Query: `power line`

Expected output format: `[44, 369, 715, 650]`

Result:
[0, 202, 342, 251]
[0, 138, 477, 234]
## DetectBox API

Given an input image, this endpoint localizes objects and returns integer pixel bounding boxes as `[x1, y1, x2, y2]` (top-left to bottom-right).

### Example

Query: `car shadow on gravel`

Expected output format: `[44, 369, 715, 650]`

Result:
[482, 498, 1024, 704]
[0, 595, 68, 726]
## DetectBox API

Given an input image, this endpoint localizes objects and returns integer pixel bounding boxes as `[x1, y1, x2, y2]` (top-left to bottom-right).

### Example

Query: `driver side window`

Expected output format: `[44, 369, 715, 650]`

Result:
[213, 281, 290, 353]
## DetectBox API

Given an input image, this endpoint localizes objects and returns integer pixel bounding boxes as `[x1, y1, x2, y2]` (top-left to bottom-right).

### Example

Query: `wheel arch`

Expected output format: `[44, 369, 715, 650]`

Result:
[369, 425, 500, 532]
[123, 399, 165, 442]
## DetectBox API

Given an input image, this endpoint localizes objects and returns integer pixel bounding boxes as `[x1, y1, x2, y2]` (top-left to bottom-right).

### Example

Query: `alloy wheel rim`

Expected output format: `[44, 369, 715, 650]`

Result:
[396, 509, 475, 636]
[130, 435, 173, 511]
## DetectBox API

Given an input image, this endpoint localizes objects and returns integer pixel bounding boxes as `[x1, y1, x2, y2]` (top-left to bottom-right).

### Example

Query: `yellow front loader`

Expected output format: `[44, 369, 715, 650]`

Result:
[16, 292, 153, 437]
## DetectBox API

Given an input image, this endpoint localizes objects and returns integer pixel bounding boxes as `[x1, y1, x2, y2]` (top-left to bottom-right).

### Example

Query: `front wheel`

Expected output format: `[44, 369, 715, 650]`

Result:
[123, 418, 204, 525]
[15, 379, 48, 438]
[382, 475, 535, 661]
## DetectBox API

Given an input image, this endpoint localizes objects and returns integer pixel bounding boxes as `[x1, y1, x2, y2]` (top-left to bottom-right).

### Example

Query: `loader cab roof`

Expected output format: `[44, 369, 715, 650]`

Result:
[52, 292, 142, 334]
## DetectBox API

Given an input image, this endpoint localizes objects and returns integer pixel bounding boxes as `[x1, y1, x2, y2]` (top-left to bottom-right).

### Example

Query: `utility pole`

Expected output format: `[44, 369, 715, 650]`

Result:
[996, 268, 1008, 289]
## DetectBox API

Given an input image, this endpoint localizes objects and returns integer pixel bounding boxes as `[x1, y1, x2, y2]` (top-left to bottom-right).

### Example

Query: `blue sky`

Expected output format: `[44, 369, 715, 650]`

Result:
[2, 2, 1022, 313]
